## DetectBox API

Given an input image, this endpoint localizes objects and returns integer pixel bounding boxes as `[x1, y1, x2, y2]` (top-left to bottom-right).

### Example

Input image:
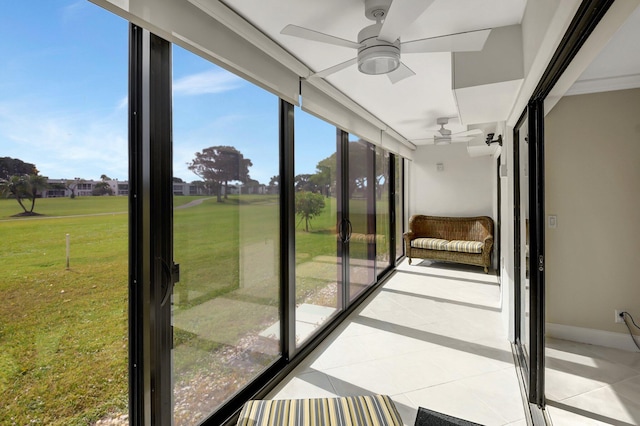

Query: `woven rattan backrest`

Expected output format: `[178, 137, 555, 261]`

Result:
[409, 215, 493, 242]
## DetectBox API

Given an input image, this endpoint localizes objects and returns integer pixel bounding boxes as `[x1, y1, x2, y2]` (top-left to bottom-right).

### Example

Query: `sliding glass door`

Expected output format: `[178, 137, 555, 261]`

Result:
[128, 27, 406, 425]
[514, 115, 530, 368]
[513, 101, 545, 408]
[347, 136, 376, 302]
[294, 109, 341, 347]
[375, 149, 392, 276]
[171, 45, 282, 425]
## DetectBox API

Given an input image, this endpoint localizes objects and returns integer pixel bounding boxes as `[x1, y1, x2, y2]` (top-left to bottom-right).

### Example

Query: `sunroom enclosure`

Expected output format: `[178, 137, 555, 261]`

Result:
[3, 0, 640, 424]
[127, 24, 409, 425]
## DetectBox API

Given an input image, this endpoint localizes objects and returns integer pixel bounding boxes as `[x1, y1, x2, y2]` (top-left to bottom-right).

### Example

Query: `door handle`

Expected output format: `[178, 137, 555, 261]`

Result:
[158, 258, 180, 307]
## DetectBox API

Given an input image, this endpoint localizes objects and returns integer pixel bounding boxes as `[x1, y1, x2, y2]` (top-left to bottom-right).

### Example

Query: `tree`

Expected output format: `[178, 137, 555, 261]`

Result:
[309, 165, 332, 197]
[267, 175, 279, 195]
[0, 174, 48, 215]
[100, 174, 112, 181]
[295, 191, 325, 232]
[65, 179, 83, 199]
[92, 181, 113, 196]
[187, 146, 252, 202]
[0, 157, 37, 180]
[294, 174, 319, 193]
[241, 178, 262, 194]
[314, 140, 385, 198]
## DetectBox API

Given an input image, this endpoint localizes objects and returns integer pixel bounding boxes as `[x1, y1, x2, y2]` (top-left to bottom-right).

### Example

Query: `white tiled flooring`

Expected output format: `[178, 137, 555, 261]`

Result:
[268, 260, 528, 425]
[545, 337, 640, 425]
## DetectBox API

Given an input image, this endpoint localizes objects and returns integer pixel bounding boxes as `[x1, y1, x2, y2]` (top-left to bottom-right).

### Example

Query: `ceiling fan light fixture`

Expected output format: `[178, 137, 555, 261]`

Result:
[358, 45, 400, 75]
[434, 136, 452, 145]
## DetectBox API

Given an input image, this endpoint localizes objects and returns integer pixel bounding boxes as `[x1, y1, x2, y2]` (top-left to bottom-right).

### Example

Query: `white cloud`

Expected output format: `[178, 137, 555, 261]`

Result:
[0, 99, 128, 180]
[173, 70, 243, 96]
[61, 1, 88, 22]
[116, 96, 128, 110]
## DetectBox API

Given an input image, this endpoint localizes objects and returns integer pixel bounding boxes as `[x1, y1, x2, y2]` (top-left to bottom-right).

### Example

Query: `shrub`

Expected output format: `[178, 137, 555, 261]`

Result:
[295, 191, 325, 232]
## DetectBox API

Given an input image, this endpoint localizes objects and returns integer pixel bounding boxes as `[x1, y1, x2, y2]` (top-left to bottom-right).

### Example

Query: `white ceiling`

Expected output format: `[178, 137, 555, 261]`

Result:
[566, 3, 640, 96]
[217, 0, 527, 145]
[197, 0, 639, 147]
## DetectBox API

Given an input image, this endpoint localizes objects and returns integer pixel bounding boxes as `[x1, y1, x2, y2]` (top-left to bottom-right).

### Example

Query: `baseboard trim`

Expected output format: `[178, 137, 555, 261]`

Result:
[546, 322, 640, 352]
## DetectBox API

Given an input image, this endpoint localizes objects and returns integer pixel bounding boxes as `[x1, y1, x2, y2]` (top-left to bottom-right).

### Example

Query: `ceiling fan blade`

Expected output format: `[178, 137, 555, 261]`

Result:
[401, 28, 491, 53]
[281, 24, 360, 49]
[454, 128, 483, 137]
[311, 57, 358, 79]
[387, 62, 415, 84]
[378, 0, 436, 43]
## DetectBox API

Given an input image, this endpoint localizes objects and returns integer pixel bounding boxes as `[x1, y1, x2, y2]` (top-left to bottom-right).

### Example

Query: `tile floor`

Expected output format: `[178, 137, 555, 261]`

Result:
[545, 337, 640, 425]
[268, 259, 528, 425]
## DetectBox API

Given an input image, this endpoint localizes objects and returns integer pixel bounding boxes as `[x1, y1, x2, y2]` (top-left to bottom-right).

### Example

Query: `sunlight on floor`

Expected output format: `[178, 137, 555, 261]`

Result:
[268, 259, 527, 426]
[545, 337, 640, 425]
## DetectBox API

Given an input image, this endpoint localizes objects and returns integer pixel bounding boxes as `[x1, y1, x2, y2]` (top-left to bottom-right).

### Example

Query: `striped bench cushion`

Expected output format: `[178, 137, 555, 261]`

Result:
[446, 240, 484, 254]
[411, 238, 449, 250]
[237, 394, 403, 426]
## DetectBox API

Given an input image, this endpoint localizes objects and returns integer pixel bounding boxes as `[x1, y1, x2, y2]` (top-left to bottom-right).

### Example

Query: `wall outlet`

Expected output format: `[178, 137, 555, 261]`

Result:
[615, 310, 625, 323]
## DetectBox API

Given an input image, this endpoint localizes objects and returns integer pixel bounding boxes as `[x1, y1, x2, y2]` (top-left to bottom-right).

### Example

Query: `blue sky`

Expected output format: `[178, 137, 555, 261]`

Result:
[0, 1, 335, 184]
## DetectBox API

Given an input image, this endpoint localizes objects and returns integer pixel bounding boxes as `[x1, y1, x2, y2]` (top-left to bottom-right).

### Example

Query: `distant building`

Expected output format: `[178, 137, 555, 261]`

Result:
[43, 179, 265, 197]
[42, 179, 129, 197]
[172, 182, 206, 196]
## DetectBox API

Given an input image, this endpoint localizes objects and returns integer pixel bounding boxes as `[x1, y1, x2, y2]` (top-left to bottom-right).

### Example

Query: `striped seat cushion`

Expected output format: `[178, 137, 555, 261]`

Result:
[236, 394, 403, 426]
[446, 240, 484, 254]
[411, 238, 449, 250]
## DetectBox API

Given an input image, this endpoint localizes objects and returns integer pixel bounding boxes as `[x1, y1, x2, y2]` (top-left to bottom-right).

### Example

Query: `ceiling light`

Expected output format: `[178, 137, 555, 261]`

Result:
[356, 22, 401, 75]
[358, 45, 400, 75]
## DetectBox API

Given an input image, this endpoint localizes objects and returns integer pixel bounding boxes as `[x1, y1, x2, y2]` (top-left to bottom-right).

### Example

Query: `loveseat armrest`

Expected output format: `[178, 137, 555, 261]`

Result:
[482, 235, 494, 250]
[403, 231, 415, 242]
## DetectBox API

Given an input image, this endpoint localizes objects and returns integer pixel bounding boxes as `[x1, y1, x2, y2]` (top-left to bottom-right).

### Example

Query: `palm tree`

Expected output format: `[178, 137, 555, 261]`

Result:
[0, 174, 49, 215]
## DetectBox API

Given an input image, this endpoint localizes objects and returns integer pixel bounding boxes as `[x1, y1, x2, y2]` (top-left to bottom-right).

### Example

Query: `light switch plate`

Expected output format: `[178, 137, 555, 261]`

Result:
[548, 215, 557, 228]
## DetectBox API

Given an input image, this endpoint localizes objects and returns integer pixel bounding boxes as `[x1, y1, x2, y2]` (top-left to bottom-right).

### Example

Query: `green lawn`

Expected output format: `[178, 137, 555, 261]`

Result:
[0, 194, 391, 424]
[0, 198, 129, 425]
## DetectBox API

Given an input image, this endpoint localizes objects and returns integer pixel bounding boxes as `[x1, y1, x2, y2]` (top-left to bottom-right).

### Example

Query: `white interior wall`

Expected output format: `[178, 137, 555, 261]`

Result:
[409, 143, 494, 219]
[499, 128, 515, 339]
[545, 88, 640, 349]
[498, 0, 581, 342]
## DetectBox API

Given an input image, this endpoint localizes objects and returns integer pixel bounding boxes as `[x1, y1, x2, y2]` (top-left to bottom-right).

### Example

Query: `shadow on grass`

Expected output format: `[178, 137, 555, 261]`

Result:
[11, 211, 45, 217]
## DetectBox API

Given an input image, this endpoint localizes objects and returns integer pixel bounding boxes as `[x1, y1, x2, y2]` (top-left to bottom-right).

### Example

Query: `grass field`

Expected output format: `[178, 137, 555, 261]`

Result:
[0, 193, 354, 424]
[1, 197, 129, 425]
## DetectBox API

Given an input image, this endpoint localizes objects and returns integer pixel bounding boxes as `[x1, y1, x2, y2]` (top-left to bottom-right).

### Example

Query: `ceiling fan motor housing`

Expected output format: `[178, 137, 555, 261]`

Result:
[357, 23, 401, 75]
[364, 0, 391, 21]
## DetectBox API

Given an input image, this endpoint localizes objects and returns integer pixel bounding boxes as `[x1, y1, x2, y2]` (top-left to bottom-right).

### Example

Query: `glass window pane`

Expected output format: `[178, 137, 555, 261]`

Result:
[375, 148, 391, 275]
[395, 156, 404, 261]
[294, 109, 340, 347]
[348, 137, 376, 301]
[0, 2, 128, 423]
[172, 46, 280, 424]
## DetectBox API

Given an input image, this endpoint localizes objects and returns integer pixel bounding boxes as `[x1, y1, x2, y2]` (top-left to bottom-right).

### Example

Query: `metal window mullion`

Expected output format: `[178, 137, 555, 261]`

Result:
[389, 153, 396, 264]
[527, 100, 545, 407]
[337, 129, 349, 310]
[129, 25, 173, 426]
[280, 99, 296, 359]
[128, 23, 144, 426]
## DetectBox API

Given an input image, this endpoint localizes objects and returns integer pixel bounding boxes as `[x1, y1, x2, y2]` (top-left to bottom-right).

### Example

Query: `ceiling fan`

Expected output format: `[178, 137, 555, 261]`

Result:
[429, 117, 483, 145]
[280, 0, 491, 83]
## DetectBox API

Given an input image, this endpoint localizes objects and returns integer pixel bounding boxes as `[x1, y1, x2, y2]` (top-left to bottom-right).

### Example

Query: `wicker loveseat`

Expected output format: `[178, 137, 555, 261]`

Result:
[404, 215, 494, 273]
